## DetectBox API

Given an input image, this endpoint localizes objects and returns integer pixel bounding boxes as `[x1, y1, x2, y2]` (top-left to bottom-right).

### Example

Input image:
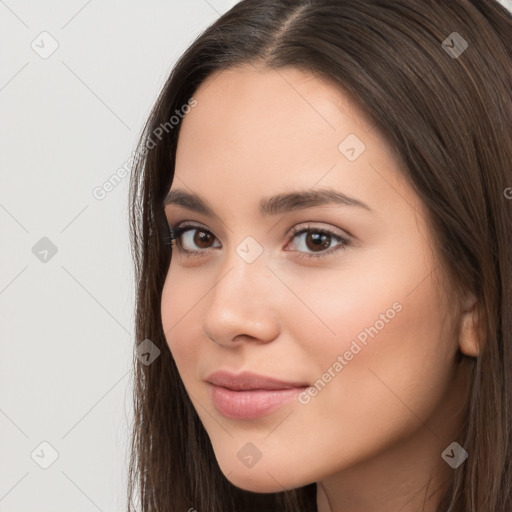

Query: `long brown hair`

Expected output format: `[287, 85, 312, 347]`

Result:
[127, 1, 512, 510]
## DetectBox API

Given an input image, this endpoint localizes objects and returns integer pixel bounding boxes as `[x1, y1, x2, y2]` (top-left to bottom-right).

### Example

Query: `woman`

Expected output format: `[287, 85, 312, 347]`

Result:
[127, 1, 512, 510]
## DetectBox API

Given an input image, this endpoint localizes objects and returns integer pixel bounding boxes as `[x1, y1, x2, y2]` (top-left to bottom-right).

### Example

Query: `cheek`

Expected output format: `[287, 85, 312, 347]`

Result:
[160, 269, 203, 376]
[295, 279, 452, 443]
[284, 237, 443, 367]
[282, 246, 454, 433]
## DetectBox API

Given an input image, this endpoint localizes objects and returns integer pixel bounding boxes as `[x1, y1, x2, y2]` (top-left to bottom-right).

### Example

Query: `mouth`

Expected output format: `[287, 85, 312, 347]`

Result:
[205, 370, 309, 420]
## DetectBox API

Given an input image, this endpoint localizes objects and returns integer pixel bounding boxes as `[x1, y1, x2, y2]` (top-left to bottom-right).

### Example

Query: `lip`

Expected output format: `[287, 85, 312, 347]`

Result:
[205, 370, 309, 420]
[205, 370, 309, 391]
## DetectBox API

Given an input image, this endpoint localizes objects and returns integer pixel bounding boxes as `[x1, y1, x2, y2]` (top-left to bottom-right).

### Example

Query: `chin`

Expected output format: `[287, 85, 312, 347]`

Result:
[225, 472, 297, 494]
[226, 474, 282, 493]
[217, 459, 308, 494]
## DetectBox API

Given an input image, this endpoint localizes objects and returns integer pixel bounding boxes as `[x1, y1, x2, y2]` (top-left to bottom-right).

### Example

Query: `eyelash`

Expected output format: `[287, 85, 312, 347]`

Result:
[164, 222, 350, 260]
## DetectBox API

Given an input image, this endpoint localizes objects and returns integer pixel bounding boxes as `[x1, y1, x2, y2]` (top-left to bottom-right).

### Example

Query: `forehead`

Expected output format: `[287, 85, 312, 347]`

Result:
[175, 65, 379, 177]
[171, 64, 424, 227]
[180, 64, 376, 148]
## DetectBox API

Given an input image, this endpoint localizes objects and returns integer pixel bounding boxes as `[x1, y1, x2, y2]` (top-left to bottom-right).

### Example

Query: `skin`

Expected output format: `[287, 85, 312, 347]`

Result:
[160, 63, 480, 512]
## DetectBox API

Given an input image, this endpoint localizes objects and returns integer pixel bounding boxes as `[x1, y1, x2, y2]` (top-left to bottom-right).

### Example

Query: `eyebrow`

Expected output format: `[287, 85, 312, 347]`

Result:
[163, 187, 372, 217]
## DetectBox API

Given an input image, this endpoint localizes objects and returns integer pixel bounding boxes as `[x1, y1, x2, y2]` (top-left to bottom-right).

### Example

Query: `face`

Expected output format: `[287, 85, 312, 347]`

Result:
[160, 64, 473, 496]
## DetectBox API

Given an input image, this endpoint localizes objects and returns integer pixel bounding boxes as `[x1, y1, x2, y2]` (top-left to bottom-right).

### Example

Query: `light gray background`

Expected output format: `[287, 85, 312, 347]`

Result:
[1, 1, 511, 511]
[0, 2, 238, 511]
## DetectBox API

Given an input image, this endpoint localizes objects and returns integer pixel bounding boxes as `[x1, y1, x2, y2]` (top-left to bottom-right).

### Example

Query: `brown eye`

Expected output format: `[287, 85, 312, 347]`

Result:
[286, 224, 350, 260]
[303, 232, 332, 252]
[167, 222, 350, 261]
[170, 224, 221, 254]
[193, 229, 214, 248]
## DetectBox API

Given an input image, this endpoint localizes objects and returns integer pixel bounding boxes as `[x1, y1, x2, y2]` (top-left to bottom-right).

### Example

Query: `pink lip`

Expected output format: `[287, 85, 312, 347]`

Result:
[205, 370, 308, 420]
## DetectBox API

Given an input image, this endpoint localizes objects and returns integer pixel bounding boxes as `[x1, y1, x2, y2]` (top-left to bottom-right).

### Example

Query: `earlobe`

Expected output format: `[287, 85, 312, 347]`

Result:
[458, 295, 481, 358]
[458, 312, 480, 357]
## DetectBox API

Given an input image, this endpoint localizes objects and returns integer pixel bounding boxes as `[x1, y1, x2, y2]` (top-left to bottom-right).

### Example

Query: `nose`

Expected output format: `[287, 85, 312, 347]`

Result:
[201, 250, 281, 348]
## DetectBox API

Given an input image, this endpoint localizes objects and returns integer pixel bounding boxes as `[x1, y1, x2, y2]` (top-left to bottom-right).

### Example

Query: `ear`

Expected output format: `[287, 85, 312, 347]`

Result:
[457, 293, 481, 358]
